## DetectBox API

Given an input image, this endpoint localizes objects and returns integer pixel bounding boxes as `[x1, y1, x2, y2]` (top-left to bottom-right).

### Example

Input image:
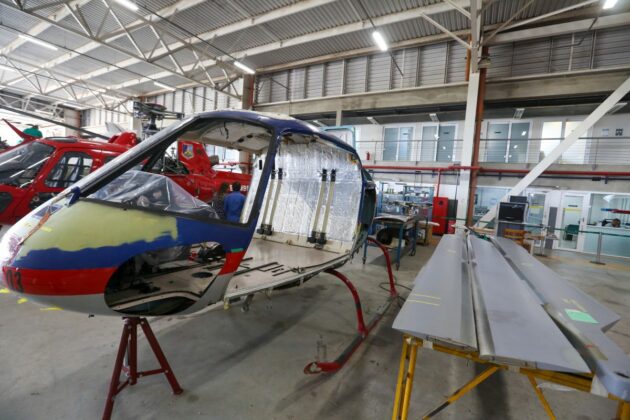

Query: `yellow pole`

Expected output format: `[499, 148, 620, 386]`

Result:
[422, 366, 499, 419]
[617, 401, 630, 420]
[400, 339, 420, 420]
[527, 374, 556, 419]
[392, 336, 410, 420]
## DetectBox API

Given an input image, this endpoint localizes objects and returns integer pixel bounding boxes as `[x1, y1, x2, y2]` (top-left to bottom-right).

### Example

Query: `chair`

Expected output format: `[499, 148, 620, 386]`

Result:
[564, 224, 579, 240]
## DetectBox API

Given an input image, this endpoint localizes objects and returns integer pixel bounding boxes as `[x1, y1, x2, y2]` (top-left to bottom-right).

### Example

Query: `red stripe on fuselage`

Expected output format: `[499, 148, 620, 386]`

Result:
[2, 266, 115, 296]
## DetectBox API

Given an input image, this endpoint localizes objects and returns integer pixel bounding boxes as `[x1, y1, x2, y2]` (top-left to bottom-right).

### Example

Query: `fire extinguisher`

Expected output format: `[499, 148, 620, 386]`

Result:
[366, 151, 371, 161]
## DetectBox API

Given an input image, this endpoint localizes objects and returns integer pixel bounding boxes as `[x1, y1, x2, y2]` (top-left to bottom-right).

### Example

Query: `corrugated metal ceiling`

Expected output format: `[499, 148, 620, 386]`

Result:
[0, 0, 605, 104]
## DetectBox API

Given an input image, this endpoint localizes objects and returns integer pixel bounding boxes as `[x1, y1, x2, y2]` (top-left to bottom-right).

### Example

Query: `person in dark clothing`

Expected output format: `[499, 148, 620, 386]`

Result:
[211, 182, 229, 219]
[224, 182, 246, 223]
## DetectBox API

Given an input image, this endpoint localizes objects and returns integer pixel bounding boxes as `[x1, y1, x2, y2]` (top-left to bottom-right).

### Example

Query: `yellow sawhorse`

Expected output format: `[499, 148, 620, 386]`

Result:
[392, 335, 630, 420]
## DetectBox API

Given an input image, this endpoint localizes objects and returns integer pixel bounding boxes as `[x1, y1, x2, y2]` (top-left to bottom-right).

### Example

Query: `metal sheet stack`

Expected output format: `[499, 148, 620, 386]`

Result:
[393, 233, 630, 400]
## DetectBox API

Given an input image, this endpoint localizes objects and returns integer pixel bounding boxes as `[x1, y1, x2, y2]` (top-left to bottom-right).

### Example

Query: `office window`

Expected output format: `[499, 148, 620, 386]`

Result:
[485, 121, 530, 163]
[383, 127, 413, 161]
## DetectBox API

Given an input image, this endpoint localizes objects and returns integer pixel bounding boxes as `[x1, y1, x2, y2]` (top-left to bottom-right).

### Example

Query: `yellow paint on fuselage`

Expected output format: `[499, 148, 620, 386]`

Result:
[18, 201, 177, 253]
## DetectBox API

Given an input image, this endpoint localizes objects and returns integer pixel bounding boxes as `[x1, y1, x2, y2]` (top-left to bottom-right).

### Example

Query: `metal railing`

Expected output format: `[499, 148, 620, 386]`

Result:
[356, 137, 630, 166]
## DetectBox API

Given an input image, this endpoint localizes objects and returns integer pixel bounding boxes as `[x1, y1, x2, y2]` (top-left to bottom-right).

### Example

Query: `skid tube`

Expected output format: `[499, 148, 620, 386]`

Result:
[304, 239, 399, 374]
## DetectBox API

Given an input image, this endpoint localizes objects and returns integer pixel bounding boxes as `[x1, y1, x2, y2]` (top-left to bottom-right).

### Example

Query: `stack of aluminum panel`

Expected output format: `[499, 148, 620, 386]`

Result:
[393, 233, 630, 400]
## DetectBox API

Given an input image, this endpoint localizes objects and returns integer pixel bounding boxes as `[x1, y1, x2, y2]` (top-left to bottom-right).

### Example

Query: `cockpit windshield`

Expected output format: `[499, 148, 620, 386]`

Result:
[0, 142, 54, 188]
[89, 170, 218, 219]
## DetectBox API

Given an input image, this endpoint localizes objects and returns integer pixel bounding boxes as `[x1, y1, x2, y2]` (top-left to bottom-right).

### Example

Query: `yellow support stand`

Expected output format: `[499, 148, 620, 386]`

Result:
[392, 335, 630, 420]
[392, 336, 420, 420]
[617, 401, 630, 420]
[422, 366, 499, 419]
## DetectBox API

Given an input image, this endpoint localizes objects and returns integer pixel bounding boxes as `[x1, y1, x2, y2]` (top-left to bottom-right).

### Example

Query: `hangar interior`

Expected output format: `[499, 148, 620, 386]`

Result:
[1, 0, 630, 419]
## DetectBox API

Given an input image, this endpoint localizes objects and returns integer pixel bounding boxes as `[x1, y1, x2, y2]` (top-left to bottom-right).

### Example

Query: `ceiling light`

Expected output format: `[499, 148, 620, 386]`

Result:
[429, 113, 439, 123]
[603, 0, 618, 9]
[154, 81, 175, 91]
[0, 64, 16, 72]
[372, 30, 388, 52]
[513, 108, 525, 119]
[18, 34, 58, 51]
[367, 116, 379, 125]
[234, 61, 256, 75]
[113, 0, 139, 11]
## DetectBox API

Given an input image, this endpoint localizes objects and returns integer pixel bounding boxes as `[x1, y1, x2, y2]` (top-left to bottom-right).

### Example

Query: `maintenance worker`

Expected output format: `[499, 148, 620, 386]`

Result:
[211, 182, 229, 219]
[224, 181, 245, 223]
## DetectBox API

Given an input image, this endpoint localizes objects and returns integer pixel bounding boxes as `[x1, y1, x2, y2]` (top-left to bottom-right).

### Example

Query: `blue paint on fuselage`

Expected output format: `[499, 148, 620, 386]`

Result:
[13, 216, 254, 270]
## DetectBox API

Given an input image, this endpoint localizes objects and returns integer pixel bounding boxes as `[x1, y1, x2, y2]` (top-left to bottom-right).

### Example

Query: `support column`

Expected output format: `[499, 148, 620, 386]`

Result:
[335, 109, 343, 126]
[63, 108, 81, 137]
[241, 74, 255, 110]
[455, 61, 486, 227]
[240, 74, 256, 174]
[456, 0, 483, 227]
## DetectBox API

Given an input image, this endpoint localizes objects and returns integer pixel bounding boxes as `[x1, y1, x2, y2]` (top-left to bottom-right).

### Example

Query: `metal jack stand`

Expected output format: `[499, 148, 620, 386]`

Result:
[304, 238, 398, 374]
[102, 317, 183, 420]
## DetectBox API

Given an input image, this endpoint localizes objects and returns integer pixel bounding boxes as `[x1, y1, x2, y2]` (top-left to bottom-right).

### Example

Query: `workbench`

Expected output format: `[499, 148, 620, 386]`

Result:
[363, 214, 418, 270]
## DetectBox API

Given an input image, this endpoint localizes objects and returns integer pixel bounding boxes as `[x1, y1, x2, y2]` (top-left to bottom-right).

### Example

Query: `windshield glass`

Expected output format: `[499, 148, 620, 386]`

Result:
[89, 170, 218, 219]
[0, 142, 55, 188]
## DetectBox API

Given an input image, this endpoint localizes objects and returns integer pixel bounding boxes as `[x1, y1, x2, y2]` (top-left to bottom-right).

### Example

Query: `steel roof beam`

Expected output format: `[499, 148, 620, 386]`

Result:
[0, 0, 91, 55]
[40, 0, 338, 94]
[138, 0, 471, 95]
[486, 11, 630, 45]
[25, 0, 207, 72]
[0, 0, 241, 100]
[0, 51, 132, 102]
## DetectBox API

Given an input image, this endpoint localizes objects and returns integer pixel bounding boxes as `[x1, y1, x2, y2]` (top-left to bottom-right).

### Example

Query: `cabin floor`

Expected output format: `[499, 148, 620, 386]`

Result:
[1, 238, 629, 419]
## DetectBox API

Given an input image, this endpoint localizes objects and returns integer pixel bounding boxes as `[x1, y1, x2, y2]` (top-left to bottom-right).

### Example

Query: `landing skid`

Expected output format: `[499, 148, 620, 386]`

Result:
[304, 238, 398, 374]
[102, 317, 182, 420]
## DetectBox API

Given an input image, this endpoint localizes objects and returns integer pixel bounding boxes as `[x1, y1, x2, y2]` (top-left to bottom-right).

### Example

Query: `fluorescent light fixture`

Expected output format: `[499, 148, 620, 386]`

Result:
[18, 34, 58, 51]
[154, 81, 175, 91]
[0, 64, 16, 72]
[312, 120, 326, 127]
[113, 0, 139, 11]
[372, 30, 388, 52]
[513, 108, 525, 119]
[234, 61, 255, 74]
[603, 0, 618, 9]
[429, 113, 439, 123]
[367, 116, 379, 125]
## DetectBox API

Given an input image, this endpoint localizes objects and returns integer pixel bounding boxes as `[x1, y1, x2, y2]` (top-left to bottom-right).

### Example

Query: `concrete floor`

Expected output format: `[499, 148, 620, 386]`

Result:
[1, 239, 628, 419]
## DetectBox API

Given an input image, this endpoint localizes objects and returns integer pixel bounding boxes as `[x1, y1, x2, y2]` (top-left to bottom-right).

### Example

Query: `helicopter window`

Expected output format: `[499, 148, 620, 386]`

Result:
[0, 141, 54, 188]
[90, 170, 218, 218]
[81, 118, 272, 226]
[45, 152, 94, 188]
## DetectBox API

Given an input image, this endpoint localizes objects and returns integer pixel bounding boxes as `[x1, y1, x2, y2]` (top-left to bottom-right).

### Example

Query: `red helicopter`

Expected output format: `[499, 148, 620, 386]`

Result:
[0, 115, 250, 225]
